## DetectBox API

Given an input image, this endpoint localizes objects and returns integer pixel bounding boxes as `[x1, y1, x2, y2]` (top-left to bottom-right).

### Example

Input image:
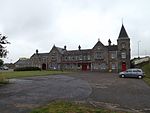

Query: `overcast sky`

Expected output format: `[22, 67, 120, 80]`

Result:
[0, 0, 150, 63]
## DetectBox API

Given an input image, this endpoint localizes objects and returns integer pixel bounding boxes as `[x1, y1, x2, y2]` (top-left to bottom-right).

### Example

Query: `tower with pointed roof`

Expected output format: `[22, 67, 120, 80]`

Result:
[117, 24, 130, 71]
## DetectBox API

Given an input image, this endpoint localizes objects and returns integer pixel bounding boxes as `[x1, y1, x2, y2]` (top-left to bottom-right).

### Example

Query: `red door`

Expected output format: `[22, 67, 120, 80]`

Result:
[82, 64, 87, 71]
[122, 62, 126, 71]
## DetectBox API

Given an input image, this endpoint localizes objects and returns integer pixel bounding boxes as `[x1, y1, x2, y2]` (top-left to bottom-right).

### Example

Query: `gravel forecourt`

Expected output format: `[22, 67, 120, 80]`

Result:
[0, 72, 150, 113]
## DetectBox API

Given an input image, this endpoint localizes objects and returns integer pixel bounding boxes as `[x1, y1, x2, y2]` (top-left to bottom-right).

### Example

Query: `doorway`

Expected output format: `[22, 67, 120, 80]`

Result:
[42, 63, 46, 70]
[82, 64, 87, 71]
[122, 62, 126, 71]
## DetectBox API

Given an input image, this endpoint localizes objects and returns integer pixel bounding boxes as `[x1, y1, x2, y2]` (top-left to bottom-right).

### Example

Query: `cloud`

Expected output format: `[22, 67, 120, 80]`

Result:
[0, 0, 150, 62]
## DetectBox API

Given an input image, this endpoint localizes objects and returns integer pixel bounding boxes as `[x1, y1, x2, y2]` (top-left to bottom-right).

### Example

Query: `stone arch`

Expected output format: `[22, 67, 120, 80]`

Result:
[42, 63, 46, 70]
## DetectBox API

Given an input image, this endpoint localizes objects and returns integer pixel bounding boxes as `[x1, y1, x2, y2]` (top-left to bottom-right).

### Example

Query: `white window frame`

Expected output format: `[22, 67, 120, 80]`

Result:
[111, 63, 116, 69]
[121, 52, 126, 59]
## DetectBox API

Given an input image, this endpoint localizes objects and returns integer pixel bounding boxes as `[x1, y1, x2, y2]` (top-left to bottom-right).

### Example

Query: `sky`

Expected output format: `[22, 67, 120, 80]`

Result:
[0, 0, 150, 63]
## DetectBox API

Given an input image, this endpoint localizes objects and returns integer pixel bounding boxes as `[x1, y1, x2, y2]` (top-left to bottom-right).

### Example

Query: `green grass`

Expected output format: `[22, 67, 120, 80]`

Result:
[0, 76, 9, 85]
[30, 101, 127, 113]
[0, 70, 69, 79]
[142, 63, 150, 85]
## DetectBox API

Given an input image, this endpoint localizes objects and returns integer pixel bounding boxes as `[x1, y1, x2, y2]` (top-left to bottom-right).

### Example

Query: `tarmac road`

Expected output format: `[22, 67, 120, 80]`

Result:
[0, 72, 150, 113]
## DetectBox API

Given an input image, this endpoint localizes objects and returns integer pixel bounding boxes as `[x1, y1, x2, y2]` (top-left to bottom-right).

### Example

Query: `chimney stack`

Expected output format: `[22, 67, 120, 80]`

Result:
[36, 49, 38, 54]
[78, 45, 81, 50]
[108, 39, 111, 46]
[64, 45, 66, 50]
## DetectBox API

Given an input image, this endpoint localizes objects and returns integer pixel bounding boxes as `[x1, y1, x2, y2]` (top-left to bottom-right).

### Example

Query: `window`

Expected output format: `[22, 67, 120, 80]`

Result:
[133, 70, 137, 72]
[95, 52, 103, 59]
[52, 51, 56, 56]
[87, 55, 91, 60]
[111, 64, 116, 69]
[137, 69, 142, 72]
[65, 56, 68, 60]
[78, 63, 80, 67]
[126, 69, 132, 72]
[97, 46, 100, 50]
[111, 52, 116, 59]
[68, 56, 71, 60]
[51, 56, 55, 60]
[121, 52, 126, 59]
[121, 43, 126, 48]
[100, 63, 107, 70]
[83, 56, 87, 60]
[72, 56, 75, 60]
[70, 56, 73, 61]
[75, 56, 78, 60]
[79, 55, 82, 60]
[132, 69, 142, 72]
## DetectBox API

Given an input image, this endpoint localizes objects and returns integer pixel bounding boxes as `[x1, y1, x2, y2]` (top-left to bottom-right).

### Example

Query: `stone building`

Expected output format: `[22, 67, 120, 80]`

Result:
[15, 24, 131, 72]
[15, 58, 31, 68]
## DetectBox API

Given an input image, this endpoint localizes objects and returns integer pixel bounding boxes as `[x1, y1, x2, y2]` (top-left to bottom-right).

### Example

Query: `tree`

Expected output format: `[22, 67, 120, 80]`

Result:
[0, 59, 3, 67]
[0, 34, 10, 58]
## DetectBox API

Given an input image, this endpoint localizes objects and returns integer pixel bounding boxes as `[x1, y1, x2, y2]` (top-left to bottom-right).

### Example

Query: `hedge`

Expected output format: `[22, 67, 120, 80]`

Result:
[14, 67, 41, 71]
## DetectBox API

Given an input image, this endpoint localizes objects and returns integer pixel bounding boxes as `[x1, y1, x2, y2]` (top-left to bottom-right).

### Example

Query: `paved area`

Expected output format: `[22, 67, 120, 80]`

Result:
[0, 72, 150, 113]
[68, 72, 150, 113]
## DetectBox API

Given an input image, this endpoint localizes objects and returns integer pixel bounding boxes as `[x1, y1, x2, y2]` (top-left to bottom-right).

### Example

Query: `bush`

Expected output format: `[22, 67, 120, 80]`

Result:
[142, 63, 150, 86]
[14, 67, 41, 71]
[142, 63, 150, 78]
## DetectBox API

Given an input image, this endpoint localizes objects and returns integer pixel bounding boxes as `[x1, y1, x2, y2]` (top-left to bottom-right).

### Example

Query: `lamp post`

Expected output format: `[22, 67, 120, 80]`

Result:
[138, 41, 141, 58]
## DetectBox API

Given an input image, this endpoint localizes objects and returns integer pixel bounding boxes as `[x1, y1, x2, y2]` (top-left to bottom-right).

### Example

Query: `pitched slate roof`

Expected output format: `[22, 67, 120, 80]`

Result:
[38, 53, 49, 57]
[55, 47, 65, 54]
[30, 53, 49, 58]
[93, 40, 105, 49]
[64, 49, 92, 55]
[14, 58, 30, 64]
[118, 24, 129, 38]
[107, 45, 118, 51]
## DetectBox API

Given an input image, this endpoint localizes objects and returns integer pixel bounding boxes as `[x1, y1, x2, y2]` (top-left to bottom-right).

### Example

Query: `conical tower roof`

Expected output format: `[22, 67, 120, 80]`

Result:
[118, 24, 129, 38]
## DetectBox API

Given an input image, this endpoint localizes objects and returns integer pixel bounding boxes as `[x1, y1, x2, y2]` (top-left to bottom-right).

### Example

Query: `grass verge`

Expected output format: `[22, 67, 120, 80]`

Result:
[0, 70, 69, 79]
[30, 101, 128, 113]
[0, 70, 69, 85]
[142, 63, 150, 86]
[0, 76, 9, 85]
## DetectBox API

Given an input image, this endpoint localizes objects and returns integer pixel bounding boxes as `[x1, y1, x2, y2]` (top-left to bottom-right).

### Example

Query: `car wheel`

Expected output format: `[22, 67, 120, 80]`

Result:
[138, 75, 142, 79]
[121, 74, 125, 78]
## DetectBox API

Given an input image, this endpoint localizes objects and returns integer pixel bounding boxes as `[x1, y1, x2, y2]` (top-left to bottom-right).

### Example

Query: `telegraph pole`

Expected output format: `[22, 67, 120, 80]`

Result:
[138, 41, 141, 58]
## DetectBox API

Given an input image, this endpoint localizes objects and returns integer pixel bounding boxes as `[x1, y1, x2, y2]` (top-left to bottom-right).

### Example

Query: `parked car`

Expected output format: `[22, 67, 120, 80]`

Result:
[0, 66, 9, 70]
[119, 68, 145, 79]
